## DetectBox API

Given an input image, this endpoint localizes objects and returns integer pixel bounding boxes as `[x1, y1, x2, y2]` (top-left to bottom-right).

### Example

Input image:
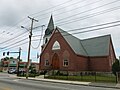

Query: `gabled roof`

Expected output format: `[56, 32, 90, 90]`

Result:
[57, 27, 88, 56]
[81, 35, 110, 56]
[56, 27, 111, 57]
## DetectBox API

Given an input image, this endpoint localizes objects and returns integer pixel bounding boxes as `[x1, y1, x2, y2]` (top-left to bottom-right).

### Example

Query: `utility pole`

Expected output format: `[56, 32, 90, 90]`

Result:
[17, 47, 21, 76]
[26, 16, 38, 79]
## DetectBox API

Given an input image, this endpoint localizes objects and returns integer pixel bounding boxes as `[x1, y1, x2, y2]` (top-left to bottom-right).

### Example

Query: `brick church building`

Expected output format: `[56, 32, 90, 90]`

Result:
[39, 16, 116, 72]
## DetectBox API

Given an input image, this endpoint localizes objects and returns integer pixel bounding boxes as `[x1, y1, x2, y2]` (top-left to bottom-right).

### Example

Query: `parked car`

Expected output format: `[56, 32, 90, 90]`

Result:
[8, 69, 16, 74]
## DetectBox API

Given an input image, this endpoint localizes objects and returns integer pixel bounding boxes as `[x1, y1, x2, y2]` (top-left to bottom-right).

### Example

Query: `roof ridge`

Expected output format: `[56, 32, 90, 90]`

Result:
[81, 34, 111, 41]
[57, 27, 88, 56]
[56, 26, 81, 40]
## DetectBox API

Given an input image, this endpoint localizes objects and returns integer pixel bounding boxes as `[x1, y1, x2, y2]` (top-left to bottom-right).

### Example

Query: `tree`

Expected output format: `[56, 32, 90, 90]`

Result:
[4, 57, 9, 60]
[112, 59, 120, 76]
[10, 57, 14, 59]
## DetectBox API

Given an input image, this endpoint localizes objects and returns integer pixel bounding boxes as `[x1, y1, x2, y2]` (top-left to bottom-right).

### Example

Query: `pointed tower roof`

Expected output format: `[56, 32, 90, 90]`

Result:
[45, 15, 54, 36]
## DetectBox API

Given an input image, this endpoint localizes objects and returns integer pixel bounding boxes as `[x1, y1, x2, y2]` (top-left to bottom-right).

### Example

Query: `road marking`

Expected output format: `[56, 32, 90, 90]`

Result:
[13, 79, 19, 82]
[0, 87, 12, 90]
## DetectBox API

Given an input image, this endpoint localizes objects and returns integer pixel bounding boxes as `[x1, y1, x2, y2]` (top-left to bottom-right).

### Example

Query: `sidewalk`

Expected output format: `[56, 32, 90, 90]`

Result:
[9, 75, 120, 89]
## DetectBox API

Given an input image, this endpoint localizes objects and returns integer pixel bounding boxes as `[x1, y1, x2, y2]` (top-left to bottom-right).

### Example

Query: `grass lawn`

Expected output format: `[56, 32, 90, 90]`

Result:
[45, 75, 116, 83]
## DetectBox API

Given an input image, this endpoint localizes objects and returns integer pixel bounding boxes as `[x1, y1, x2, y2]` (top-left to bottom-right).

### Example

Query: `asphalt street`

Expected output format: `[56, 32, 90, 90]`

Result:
[0, 73, 119, 90]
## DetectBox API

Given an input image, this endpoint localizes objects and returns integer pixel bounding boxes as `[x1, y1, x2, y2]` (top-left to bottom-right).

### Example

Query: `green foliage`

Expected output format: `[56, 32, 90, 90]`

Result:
[46, 75, 116, 83]
[112, 59, 120, 76]
[10, 57, 14, 59]
[4, 57, 9, 60]
[29, 65, 36, 74]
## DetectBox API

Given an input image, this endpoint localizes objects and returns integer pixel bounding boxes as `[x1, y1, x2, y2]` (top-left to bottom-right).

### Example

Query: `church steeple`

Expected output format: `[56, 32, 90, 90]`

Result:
[45, 15, 54, 36]
[42, 15, 54, 46]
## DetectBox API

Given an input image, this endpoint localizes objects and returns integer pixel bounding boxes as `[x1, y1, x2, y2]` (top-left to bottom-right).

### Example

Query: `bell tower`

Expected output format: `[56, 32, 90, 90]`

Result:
[42, 15, 54, 50]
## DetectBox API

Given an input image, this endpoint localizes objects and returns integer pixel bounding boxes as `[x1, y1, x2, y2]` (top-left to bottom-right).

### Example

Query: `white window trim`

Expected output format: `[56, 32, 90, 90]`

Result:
[52, 41, 60, 50]
[63, 59, 69, 67]
[45, 60, 49, 66]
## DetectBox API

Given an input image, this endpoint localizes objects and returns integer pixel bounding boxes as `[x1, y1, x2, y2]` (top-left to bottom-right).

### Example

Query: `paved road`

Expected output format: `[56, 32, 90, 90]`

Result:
[0, 73, 119, 90]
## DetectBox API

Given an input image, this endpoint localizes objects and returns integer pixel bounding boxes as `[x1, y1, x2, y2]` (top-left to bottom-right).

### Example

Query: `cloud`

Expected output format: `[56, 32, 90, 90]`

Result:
[0, 0, 120, 61]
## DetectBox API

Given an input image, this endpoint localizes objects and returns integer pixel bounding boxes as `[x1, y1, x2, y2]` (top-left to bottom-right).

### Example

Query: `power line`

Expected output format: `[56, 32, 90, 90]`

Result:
[1, 0, 118, 44]
[30, 0, 85, 17]
[1, 37, 28, 49]
[0, 0, 75, 38]
[0, 0, 65, 41]
[56, 0, 119, 23]
[0, 24, 43, 45]
[56, 5, 120, 26]
[30, 0, 120, 28]
[0, 30, 29, 45]
[1, 20, 120, 50]
[0, 41, 28, 52]
[1, 20, 120, 51]
[1, 0, 118, 42]
[31, 25, 45, 49]
[62, 20, 120, 32]
[37, 0, 102, 21]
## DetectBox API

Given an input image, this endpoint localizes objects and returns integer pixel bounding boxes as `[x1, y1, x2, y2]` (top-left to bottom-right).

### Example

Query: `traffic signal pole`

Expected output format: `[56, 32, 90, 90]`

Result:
[3, 47, 21, 76]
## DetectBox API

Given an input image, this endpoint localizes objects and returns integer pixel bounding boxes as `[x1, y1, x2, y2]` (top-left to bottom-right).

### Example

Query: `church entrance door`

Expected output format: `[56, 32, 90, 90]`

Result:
[52, 53, 59, 70]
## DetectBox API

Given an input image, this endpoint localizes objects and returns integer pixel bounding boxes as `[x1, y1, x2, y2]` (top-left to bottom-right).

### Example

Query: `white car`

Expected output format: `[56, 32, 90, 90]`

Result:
[8, 69, 16, 74]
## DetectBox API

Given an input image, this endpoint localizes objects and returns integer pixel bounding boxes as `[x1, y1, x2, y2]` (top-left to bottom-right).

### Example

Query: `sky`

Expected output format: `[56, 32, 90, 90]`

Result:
[0, 0, 120, 62]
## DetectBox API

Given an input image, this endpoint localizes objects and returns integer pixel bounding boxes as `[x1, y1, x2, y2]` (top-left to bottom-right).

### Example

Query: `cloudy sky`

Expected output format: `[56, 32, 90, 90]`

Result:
[0, 0, 120, 62]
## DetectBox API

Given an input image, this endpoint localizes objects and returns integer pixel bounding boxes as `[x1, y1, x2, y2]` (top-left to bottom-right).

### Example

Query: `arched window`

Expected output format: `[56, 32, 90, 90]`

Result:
[52, 41, 60, 50]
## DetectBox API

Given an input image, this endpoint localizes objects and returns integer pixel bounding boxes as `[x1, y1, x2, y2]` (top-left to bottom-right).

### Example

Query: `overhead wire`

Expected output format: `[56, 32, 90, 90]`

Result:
[0, 0, 117, 45]
[31, 25, 45, 49]
[0, 30, 29, 45]
[57, 5, 120, 26]
[1, 20, 120, 51]
[56, 0, 120, 23]
[0, 0, 120, 52]
[37, 0, 102, 21]
[0, 0, 73, 44]
[1, 37, 28, 49]
[30, 0, 86, 17]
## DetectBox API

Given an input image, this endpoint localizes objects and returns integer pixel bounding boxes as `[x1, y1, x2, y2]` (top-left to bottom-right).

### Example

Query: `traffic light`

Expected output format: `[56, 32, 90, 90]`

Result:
[3, 52, 5, 56]
[7, 52, 9, 55]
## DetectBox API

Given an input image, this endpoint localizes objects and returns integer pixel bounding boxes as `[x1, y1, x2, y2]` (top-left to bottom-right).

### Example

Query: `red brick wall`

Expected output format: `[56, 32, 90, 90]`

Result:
[40, 29, 80, 71]
[89, 56, 110, 72]
[40, 29, 115, 72]
[75, 55, 88, 71]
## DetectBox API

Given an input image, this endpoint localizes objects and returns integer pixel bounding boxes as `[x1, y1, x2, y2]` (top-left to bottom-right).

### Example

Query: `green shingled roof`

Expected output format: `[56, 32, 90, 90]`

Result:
[81, 35, 110, 56]
[57, 27, 87, 56]
[57, 27, 110, 57]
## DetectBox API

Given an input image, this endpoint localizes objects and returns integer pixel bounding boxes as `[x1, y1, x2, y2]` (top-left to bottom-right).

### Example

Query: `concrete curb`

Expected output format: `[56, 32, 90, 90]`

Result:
[19, 77, 120, 89]
[9, 75, 120, 89]
[88, 84, 120, 89]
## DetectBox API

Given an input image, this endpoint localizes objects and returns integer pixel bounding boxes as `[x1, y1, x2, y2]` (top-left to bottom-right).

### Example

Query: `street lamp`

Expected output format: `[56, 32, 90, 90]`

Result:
[21, 26, 30, 31]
